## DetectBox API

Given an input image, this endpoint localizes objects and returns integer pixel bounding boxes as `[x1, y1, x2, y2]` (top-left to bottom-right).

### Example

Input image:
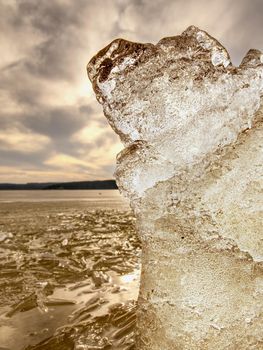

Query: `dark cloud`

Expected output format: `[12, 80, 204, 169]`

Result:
[0, 148, 49, 168]
[17, 0, 83, 34]
[23, 106, 88, 139]
[0, 61, 45, 106]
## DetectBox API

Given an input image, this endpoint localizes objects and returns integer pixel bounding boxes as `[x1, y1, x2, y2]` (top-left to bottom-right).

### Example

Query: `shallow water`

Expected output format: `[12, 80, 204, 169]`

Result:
[0, 190, 129, 208]
[0, 191, 140, 349]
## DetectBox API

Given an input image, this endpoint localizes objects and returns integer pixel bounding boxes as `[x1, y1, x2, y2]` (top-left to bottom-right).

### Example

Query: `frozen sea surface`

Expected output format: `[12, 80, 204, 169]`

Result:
[0, 190, 139, 350]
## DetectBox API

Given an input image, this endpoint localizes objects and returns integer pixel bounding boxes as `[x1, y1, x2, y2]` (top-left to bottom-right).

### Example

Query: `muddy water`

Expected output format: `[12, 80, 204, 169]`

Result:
[0, 191, 140, 349]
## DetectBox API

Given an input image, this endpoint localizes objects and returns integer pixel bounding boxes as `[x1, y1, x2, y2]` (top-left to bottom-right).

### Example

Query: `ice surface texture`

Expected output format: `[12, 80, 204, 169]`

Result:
[88, 26, 263, 349]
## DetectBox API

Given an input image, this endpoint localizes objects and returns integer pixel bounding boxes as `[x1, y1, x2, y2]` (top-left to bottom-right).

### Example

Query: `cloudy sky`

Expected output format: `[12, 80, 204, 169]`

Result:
[0, 0, 262, 183]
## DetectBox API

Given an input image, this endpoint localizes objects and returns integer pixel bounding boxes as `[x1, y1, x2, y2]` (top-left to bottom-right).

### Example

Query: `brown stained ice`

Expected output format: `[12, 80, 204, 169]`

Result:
[87, 26, 263, 349]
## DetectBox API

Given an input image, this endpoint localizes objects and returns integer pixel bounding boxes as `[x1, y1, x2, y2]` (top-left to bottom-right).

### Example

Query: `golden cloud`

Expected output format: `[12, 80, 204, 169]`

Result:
[0, 127, 50, 153]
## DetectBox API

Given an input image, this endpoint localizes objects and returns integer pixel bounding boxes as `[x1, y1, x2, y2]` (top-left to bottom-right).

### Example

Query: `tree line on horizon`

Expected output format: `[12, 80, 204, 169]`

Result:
[0, 180, 118, 190]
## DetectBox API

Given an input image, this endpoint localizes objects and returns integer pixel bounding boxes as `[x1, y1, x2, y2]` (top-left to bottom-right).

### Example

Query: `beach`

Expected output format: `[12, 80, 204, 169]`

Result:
[0, 190, 140, 350]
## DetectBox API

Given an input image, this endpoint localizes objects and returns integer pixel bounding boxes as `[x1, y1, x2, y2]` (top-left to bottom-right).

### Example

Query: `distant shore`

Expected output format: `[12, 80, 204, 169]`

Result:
[0, 180, 118, 190]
